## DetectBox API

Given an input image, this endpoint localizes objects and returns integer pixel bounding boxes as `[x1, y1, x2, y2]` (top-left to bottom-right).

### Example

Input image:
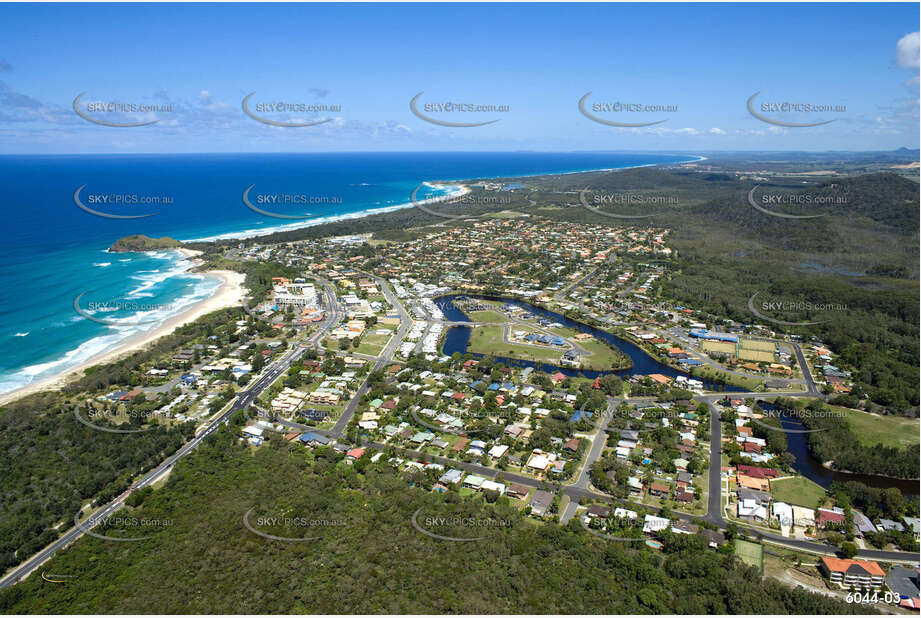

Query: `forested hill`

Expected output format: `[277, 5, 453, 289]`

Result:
[812, 172, 919, 231]
[0, 435, 872, 615]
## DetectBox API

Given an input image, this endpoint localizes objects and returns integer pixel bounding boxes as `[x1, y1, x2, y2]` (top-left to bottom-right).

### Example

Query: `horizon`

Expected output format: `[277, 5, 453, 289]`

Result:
[0, 147, 917, 156]
[1, 3, 918, 154]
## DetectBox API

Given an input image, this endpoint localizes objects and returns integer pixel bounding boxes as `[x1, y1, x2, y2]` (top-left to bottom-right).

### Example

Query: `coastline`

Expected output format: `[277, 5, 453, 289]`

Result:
[0, 155, 698, 407]
[0, 268, 245, 406]
[183, 154, 700, 244]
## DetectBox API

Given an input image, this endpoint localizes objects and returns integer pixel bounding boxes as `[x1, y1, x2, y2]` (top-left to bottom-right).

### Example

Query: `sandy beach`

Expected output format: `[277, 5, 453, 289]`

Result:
[0, 185, 468, 407]
[0, 267, 246, 406]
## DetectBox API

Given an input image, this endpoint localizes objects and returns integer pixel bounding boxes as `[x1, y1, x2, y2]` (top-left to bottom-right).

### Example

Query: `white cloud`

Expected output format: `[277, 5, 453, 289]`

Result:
[896, 32, 920, 71]
[709, 127, 726, 135]
[621, 126, 701, 136]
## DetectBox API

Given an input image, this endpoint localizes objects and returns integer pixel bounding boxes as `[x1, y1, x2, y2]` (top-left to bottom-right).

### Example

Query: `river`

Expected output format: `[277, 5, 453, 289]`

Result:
[437, 294, 743, 393]
[758, 401, 919, 495]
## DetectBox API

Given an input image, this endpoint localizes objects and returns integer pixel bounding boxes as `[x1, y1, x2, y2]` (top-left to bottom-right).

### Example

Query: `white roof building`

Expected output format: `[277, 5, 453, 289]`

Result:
[527, 453, 551, 470]
[738, 498, 768, 520]
[488, 444, 509, 459]
[480, 480, 506, 495]
[772, 501, 794, 528]
[643, 514, 670, 533]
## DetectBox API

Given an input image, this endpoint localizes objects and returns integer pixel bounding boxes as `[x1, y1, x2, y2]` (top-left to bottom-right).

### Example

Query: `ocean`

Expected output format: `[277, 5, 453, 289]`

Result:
[0, 152, 696, 395]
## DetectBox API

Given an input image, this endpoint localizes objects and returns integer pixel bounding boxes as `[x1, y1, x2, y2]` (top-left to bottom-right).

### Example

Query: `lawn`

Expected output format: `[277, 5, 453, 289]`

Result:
[830, 405, 920, 449]
[769, 476, 827, 508]
[466, 309, 507, 323]
[689, 365, 765, 391]
[578, 338, 631, 371]
[354, 341, 384, 356]
[734, 539, 764, 572]
[467, 325, 563, 363]
[354, 330, 391, 355]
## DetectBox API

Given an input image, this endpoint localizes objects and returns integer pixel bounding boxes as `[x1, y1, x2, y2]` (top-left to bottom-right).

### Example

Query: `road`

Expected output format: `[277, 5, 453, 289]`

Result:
[791, 342, 821, 396]
[329, 272, 412, 438]
[560, 399, 616, 524]
[0, 281, 343, 591]
[0, 278, 911, 592]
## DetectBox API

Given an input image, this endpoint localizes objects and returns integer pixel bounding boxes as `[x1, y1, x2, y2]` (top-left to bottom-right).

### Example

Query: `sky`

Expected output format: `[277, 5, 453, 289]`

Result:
[0, 2, 918, 154]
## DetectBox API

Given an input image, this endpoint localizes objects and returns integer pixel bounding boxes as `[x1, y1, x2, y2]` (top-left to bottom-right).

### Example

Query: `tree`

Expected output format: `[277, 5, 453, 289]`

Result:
[839, 541, 859, 559]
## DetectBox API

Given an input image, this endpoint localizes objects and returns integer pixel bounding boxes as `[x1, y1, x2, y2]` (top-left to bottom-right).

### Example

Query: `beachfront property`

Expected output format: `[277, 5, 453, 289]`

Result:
[273, 281, 318, 308]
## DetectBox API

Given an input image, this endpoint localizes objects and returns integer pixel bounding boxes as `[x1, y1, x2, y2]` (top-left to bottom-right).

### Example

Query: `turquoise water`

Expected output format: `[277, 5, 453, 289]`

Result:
[0, 152, 696, 395]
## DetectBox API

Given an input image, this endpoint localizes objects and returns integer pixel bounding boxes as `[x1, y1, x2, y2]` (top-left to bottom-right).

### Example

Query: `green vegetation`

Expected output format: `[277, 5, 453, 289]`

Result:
[686, 365, 765, 391]
[577, 338, 632, 371]
[467, 325, 563, 364]
[827, 405, 920, 449]
[769, 477, 827, 508]
[0, 306, 257, 572]
[0, 434, 868, 615]
[108, 235, 182, 252]
[774, 398, 920, 479]
[0, 394, 193, 571]
[733, 539, 764, 572]
[466, 309, 507, 323]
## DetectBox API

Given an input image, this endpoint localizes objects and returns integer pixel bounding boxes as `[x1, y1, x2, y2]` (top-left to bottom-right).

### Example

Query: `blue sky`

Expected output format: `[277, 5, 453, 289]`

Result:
[0, 2, 918, 153]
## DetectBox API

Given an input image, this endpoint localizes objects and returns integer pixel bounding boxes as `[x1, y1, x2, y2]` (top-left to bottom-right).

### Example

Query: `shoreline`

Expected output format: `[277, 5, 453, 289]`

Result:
[182, 155, 700, 244]
[0, 155, 699, 407]
[0, 268, 245, 406]
[820, 460, 920, 482]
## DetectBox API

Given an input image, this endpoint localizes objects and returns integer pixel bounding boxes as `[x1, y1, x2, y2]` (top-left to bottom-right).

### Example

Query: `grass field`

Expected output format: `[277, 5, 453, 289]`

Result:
[354, 329, 392, 355]
[689, 365, 765, 391]
[701, 340, 736, 355]
[769, 476, 827, 508]
[738, 348, 775, 363]
[467, 325, 563, 363]
[354, 341, 384, 356]
[467, 309, 507, 323]
[734, 539, 764, 572]
[830, 405, 921, 448]
[579, 338, 631, 370]
[740, 339, 775, 352]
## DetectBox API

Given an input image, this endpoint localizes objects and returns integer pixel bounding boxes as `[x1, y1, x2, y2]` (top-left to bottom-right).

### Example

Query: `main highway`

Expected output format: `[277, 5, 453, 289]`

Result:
[1, 280, 914, 593]
[0, 279, 343, 591]
[330, 271, 412, 437]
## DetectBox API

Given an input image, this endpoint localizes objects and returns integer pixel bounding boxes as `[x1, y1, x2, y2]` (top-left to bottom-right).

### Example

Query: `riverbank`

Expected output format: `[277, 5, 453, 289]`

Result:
[438, 292, 744, 392]
[0, 268, 245, 406]
[0, 153, 698, 403]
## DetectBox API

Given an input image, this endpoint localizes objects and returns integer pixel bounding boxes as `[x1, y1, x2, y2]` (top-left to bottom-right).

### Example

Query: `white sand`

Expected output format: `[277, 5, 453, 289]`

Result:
[0, 269, 246, 406]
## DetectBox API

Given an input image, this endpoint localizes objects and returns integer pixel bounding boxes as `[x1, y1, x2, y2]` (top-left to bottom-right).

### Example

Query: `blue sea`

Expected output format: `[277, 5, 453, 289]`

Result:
[0, 152, 696, 396]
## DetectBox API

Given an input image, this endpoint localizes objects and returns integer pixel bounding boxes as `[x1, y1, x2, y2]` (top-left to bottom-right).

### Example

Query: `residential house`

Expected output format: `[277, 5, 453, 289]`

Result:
[529, 490, 554, 517]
